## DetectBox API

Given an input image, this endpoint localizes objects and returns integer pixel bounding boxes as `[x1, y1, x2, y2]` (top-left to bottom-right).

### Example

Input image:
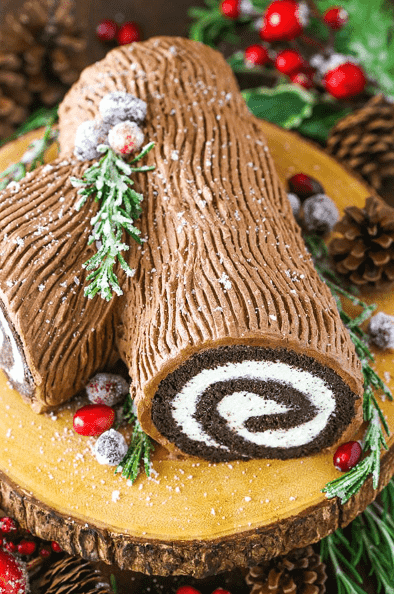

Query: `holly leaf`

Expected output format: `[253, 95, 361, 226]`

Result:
[314, 0, 394, 99]
[297, 102, 352, 143]
[249, 0, 270, 10]
[242, 84, 315, 129]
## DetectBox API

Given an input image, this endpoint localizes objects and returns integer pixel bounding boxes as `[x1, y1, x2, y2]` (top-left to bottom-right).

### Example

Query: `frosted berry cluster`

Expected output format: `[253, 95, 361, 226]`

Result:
[222, 0, 366, 100]
[73, 373, 130, 467]
[286, 172, 338, 236]
[74, 91, 148, 161]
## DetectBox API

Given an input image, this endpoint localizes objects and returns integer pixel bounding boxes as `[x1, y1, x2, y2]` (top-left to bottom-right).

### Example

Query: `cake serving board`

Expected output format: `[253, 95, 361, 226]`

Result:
[0, 122, 394, 578]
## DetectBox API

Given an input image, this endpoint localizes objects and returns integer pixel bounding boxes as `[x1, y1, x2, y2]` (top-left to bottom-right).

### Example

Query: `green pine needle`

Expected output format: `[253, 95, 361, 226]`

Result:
[303, 234, 392, 504]
[0, 115, 58, 191]
[70, 143, 155, 301]
[321, 480, 394, 594]
[110, 574, 118, 594]
[116, 394, 154, 484]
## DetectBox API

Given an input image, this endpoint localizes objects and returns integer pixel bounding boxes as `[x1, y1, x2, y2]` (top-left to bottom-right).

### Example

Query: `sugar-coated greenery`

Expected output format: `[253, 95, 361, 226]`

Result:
[70, 143, 155, 301]
[115, 394, 154, 484]
[0, 114, 58, 191]
[304, 234, 392, 504]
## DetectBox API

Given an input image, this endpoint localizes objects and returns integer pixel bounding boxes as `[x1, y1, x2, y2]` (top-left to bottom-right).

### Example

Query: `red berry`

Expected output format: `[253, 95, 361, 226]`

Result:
[244, 44, 270, 67]
[4, 542, 17, 553]
[0, 518, 17, 534]
[116, 21, 141, 46]
[323, 62, 367, 99]
[39, 547, 51, 558]
[73, 404, 115, 436]
[51, 541, 62, 553]
[17, 540, 36, 556]
[333, 441, 362, 472]
[0, 549, 27, 594]
[290, 71, 314, 89]
[212, 590, 232, 594]
[288, 173, 324, 199]
[323, 6, 348, 30]
[220, 0, 240, 19]
[275, 49, 304, 75]
[260, 0, 307, 42]
[96, 19, 118, 42]
[176, 587, 201, 594]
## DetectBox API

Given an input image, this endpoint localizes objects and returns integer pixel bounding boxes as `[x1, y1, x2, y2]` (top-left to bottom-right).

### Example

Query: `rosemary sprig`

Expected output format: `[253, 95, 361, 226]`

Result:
[320, 528, 366, 594]
[304, 234, 392, 504]
[0, 105, 59, 149]
[321, 480, 394, 594]
[0, 115, 58, 191]
[70, 142, 155, 301]
[116, 394, 154, 484]
[110, 574, 118, 594]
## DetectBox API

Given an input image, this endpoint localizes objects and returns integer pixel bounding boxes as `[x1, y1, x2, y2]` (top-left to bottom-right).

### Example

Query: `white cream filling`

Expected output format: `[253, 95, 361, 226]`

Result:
[0, 308, 26, 384]
[171, 360, 336, 450]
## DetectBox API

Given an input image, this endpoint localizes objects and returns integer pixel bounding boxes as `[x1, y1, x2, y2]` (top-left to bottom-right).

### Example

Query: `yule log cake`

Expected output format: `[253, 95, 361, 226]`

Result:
[0, 37, 363, 462]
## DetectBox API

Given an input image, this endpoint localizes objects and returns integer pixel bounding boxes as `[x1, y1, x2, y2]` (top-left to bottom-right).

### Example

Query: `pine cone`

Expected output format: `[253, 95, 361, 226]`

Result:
[37, 555, 111, 594]
[0, 0, 87, 138]
[327, 94, 394, 191]
[329, 195, 394, 291]
[245, 546, 327, 594]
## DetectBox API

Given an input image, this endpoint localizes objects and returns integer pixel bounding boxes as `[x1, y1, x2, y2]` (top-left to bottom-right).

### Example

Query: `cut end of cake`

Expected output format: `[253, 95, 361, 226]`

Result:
[0, 300, 35, 401]
[150, 345, 362, 462]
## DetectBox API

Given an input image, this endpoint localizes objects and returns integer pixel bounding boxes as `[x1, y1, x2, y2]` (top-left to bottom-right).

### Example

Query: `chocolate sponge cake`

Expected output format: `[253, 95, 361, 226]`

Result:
[0, 37, 363, 461]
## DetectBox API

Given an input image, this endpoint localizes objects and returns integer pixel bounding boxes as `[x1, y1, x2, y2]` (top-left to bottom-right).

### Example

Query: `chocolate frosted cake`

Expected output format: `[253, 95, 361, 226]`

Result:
[0, 37, 364, 462]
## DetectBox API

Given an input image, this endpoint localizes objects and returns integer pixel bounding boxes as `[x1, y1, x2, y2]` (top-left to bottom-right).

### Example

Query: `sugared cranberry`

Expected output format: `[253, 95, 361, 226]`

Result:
[4, 542, 17, 553]
[288, 173, 324, 200]
[323, 62, 367, 99]
[244, 44, 270, 66]
[220, 0, 240, 19]
[333, 441, 362, 472]
[323, 6, 348, 30]
[17, 540, 36, 556]
[275, 49, 304, 75]
[260, 0, 307, 42]
[0, 517, 17, 534]
[116, 21, 141, 45]
[96, 19, 118, 42]
[0, 549, 28, 594]
[73, 404, 115, 436]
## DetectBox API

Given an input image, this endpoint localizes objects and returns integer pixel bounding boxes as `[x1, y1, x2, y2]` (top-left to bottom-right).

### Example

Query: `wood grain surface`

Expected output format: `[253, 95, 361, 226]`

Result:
[0, 123, 393, 580]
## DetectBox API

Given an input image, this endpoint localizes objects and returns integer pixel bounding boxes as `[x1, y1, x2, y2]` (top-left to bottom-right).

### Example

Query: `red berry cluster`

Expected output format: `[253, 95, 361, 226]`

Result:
[222, 0, 366, 100]
[96, 18, 141, 46]
[0, 514, 62, 593]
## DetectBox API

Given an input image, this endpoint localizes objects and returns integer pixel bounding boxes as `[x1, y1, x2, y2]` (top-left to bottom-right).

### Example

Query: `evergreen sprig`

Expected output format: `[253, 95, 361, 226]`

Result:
[321, 480, 394, 594]
[304, 234, 392, 504]
[70, 143, 155, 301]
[0, 105, 59, 149]
[116, 394, 154, 484]
[0, 115, 59, 191]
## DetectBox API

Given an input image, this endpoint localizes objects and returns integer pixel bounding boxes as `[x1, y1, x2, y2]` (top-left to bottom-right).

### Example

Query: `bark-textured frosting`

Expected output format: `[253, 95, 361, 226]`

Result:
[0, 37, 363, 460]
[0, 159, 119, 411]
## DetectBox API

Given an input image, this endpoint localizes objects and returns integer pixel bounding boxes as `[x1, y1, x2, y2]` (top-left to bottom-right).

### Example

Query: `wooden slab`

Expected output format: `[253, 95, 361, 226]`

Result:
[0, 123, 393, 577]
